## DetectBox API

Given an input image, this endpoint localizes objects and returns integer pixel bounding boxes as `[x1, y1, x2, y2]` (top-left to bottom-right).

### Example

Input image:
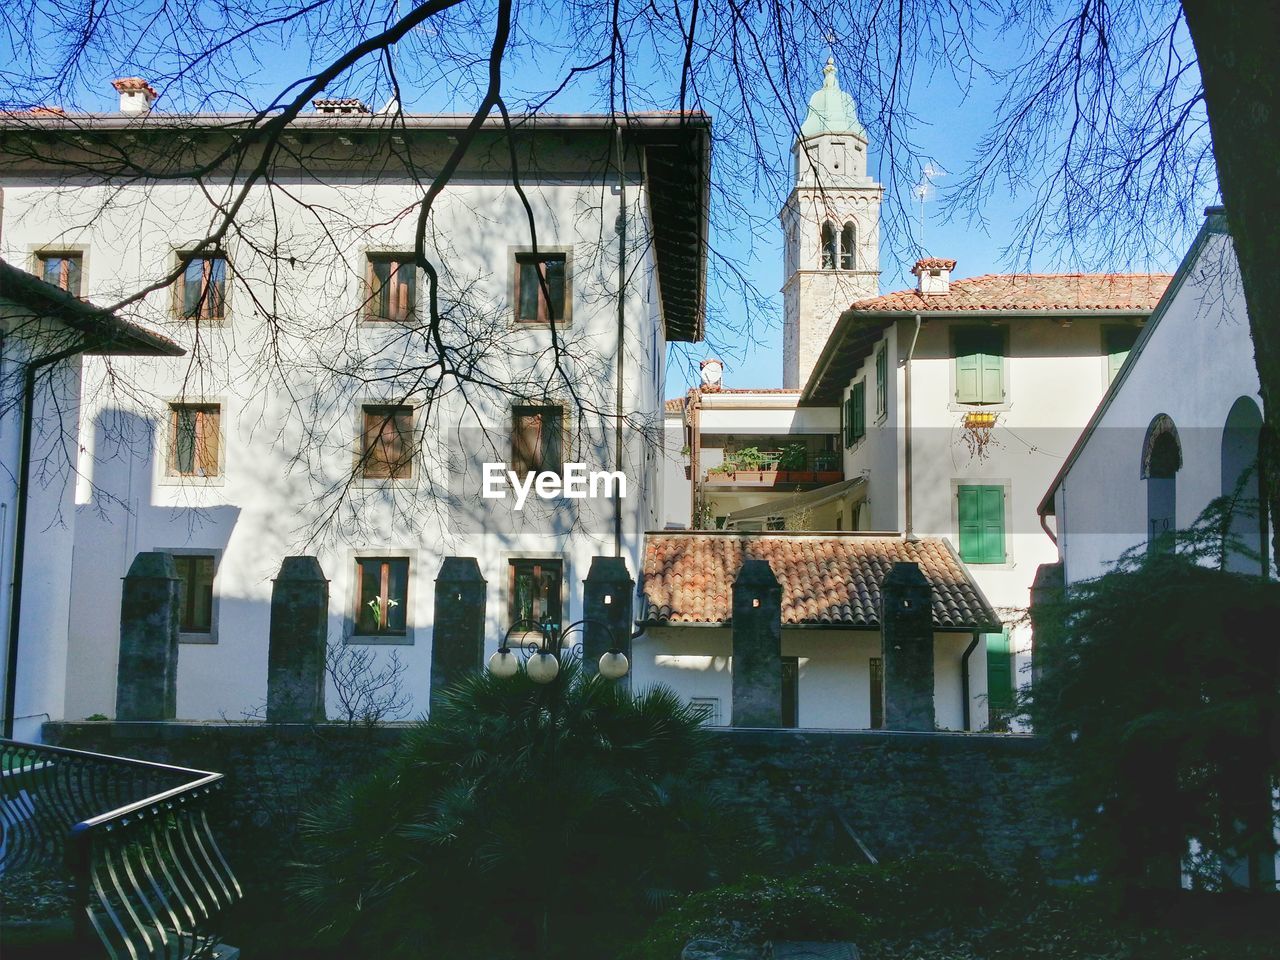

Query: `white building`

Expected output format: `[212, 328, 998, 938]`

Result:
[1039, 207, 1268, 583]
[0, 87, 709, 724]
[800, 263, 1169, 728]
[0, 260, 181, 741]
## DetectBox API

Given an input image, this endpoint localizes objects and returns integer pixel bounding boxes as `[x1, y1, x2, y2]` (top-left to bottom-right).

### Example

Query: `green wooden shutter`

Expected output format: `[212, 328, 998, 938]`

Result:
[978, 333, 1004, 403]
[956, 329, 1004, 404]
[955, 332, 981, 402]
[842, 396, 851, 447]
[853, 381, 866, 442]
[958, 484, 1005, 563]
[958, 486, 982, 560]
[986, 630, 1013, 712]
[980, 485, 1006, 562]
[1105, 326, 1140, 383]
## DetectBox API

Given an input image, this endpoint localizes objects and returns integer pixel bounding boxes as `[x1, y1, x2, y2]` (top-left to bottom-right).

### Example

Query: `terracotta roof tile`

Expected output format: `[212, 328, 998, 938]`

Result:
[641, 532, 999, 630]
[850, 273, 1171, 313]
[913, 257, 957, 272]
[111, 77, 158, 98]
[664, 397, 686, 413]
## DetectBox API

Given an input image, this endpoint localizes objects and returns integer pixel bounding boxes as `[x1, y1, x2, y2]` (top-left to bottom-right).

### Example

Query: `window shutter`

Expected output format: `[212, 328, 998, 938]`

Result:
[1105, 326, 1139, 383]
[956, 329, 1003, 403]
[513, 409, 542, 474]
[980, 485, 1006, 562]
[978, 332, 1004, 403]
[955, 333, 981, 402]
[985, 630, 1013, 712]
[852, 381, 866, 441]
[541, 408, 564, 473]
[958, 486, 982, 560]
[195, 408, 219, 476]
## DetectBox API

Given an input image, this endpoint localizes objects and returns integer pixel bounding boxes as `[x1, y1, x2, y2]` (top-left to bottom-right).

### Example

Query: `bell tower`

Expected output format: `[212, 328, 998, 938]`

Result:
[781, 59, 883, 389]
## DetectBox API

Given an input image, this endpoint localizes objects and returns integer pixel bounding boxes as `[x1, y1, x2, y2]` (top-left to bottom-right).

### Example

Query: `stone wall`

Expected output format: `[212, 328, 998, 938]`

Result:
[43, 722, 1064, 881]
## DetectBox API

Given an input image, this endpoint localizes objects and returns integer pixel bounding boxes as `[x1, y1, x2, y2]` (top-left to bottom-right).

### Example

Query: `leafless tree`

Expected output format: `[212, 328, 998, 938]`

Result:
[325, 640, 411, 726]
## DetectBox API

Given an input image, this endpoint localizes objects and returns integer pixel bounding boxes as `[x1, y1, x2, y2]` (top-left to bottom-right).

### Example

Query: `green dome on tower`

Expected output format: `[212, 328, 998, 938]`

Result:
[799, 58, 866, 139]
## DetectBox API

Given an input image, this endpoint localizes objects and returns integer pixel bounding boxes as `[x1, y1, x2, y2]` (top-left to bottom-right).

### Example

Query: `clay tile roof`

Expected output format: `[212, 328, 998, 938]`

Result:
[111, 77, 158, 98]
[641, 531, 999, 630]
[664, 397, 685, 414]
[913, 257, 957, 272]
[850, 273, 1171, 314]
[29, 106, 67, 116]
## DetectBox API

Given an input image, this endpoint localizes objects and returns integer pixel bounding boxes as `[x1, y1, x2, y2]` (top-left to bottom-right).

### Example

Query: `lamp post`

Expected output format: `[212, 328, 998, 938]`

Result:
[487, 617, 630, 682]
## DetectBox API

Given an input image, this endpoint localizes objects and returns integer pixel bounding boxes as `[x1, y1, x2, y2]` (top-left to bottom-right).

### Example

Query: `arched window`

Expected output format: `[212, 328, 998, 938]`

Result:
[1220, 396, 1265, 574]
[840, 223, 855, 270]
[1142, 414, 1181, 554]
[820, 222, 837, 269]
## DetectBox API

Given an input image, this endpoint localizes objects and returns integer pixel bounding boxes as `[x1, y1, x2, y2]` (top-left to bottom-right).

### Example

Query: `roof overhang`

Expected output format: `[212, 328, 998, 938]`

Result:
[0, 261, 183, 356]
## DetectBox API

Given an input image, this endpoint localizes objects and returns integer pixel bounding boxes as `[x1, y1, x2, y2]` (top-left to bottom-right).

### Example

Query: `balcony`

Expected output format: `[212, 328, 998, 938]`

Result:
[702, 445, 843, 489]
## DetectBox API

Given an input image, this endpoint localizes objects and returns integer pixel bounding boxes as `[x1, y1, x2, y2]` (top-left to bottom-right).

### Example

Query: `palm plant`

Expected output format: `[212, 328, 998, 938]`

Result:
[291, 661, 757, 958]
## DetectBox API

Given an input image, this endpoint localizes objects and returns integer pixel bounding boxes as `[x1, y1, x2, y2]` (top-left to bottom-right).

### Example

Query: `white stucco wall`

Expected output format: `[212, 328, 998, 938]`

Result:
[1, 143, 676, 723]
[1053, 226, 1265, 585]
[0, 315, 85, 742]
[634, 625, 984, 730]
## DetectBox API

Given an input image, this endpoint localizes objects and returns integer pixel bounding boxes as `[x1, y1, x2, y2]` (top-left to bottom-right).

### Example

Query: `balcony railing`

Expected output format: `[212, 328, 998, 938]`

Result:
[1, 738, 241, 959]
[704, 449, 843, 487]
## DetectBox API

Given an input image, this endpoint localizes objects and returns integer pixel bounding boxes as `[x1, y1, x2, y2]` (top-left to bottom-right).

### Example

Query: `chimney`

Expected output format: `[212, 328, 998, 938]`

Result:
[912, 257, 956, 296]
[699, 357, 724, 392]
[112, 78, 158, 115]
[312, 98, 371, 116]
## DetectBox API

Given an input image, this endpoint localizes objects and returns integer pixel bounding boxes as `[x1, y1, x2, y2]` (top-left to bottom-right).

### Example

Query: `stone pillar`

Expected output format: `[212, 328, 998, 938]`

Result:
[582, 556, 634, 683]
[266, 556, 330, 723]
[1028, 562, 1065, 687]
[880, 561, 934, 731]
[116, 552, 180, 721]
[431, 557, 487, 711]
[731, 558, 783, 727]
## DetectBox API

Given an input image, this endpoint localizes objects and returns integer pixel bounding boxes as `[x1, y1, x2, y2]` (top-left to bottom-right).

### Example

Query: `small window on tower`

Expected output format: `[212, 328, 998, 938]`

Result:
[820, 223, 837, 270]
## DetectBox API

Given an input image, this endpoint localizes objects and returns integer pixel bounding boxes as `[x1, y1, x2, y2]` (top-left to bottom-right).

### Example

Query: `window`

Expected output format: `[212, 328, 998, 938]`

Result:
[869, 657, 884, 729]
[355, 557, 409, 636]
[168, 404, 221, 477]
[689, 697, 721, 726]
[820, 223, 837, 269]
[360, 405, 415, 479]
[514, 252, 568, 323]
[37, 252, 82, 296]
[954, 328, 1005, 405]
[1144, 416, 1181, 554]
[830, 141, 846, 173]
[766, 517, 786, 531]
[781, 657, 799, 728]
[985, 630, 1014, 728]
[958, 484, 1006, 564]
[509, 559, 562, 632]
[843, 381, 866, 448]
[875, 342, 888, 417]
[840, 223, 855, 270]
[512, 405, 564, 476]
[366, 255, 416, 321]
[174, 554, 215, 636]
[1104, 325, 1140, 384]
[175, 254, 227, 322]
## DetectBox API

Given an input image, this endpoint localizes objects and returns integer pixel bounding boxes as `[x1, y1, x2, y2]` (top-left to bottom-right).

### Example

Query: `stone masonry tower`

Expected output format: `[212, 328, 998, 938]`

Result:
[781, 59, 883, 389]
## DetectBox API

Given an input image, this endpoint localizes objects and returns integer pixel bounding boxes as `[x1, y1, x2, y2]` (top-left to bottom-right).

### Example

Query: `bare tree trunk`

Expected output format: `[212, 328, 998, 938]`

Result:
[1182, 0, 1280, 572]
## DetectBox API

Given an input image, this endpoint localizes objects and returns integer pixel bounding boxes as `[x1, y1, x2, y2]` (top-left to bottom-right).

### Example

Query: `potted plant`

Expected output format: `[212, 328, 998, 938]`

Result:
[778, 443, 809, 481]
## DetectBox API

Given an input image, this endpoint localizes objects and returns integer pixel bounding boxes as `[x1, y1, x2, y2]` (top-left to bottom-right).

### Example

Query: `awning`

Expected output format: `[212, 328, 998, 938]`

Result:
[724, 476, 866, 528]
